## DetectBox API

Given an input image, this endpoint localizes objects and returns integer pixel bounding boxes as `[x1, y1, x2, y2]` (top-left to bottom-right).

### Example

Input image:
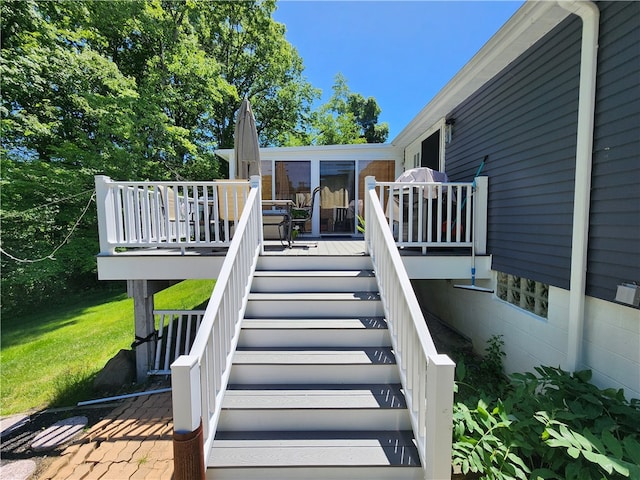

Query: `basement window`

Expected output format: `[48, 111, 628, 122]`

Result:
[496, 272, 548, 318]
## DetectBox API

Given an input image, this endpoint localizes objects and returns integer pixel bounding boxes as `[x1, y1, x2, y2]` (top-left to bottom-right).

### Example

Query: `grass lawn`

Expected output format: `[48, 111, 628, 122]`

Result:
[1, 279, 215, 416]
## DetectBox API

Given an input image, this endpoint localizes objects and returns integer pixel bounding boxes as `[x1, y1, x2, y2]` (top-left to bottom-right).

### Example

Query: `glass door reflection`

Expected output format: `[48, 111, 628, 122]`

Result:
[319, 161, 355, 234]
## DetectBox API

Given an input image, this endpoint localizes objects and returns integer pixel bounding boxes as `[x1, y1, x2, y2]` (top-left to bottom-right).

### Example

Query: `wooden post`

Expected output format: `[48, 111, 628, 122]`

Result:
[128, 279, 177, 382]
[129, 280, 155, 383]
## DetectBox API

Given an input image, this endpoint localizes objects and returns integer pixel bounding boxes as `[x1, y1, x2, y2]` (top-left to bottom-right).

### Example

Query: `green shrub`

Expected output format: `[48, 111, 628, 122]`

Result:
[452, 337, 640, 479]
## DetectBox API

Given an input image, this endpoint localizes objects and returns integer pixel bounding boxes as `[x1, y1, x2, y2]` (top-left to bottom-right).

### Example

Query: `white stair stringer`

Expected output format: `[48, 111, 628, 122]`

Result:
[208, 254, 423, 479]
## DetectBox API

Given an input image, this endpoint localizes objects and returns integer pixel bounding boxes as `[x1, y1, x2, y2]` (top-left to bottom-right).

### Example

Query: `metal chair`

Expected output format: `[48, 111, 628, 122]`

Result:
[291, 186, 320, 235]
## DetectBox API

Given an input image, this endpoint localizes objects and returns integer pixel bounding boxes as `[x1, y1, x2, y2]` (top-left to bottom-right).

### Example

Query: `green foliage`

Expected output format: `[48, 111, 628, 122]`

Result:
[483, 335, 506, 376]
[52, 366, 96, 408]
[0, 0, 390, 314]
[0, 159, 100, 313]
[455, 334, 509, 404]
[453, 400, 530, 479]
[452, 337, 640, 480]
[189, 0, 319, 149]
[536, 411, 640, 479]
[0, 0, 320, 312]
[508, 366, 640, 479]
[307, 73, 389, 145]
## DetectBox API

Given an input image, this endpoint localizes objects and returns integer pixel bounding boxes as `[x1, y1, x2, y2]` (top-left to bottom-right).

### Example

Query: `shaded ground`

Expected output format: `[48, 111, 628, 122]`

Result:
[1, 405, 117, 478]
[0, 378, 171, 479]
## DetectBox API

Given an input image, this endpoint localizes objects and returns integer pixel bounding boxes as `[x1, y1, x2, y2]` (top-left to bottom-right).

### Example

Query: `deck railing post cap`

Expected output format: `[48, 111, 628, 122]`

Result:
[365, 176, 376, 189]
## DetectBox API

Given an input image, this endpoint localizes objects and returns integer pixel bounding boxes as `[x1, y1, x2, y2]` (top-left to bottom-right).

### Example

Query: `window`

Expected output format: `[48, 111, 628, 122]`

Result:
[421, 131, 440, 170]
[497, 272, 548, 318]
[260, 160, 312, 201]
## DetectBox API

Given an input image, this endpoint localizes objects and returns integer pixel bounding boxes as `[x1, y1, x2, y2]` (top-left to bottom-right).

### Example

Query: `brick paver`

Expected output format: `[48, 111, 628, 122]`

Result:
[39, 391, 174, 480]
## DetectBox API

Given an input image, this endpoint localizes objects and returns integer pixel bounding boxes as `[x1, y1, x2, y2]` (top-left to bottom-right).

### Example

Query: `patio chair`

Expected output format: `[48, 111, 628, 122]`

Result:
[157, 185, 193, 242]
[216, 180, 249, 240]
[291, 186, 320, 235]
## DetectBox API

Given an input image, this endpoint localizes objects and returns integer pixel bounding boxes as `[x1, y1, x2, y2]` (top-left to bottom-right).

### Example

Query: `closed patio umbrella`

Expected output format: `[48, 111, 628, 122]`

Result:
[234, 98, 261, 179]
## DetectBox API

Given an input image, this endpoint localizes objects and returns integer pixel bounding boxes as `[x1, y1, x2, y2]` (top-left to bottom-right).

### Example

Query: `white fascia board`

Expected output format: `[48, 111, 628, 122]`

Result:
[216, 143, 401, 162]
[392, 1, 572, 150]
[97, 255, 225, 280]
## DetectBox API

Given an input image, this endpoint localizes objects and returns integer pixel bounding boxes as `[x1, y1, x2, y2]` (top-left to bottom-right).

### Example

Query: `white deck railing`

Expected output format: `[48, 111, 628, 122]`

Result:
[365, 176, 456, 479]
[375, 177, 488, 254]
[170, 176, 262, 462]
[149, 310, 206, 375]
[94, 175, 250, 254]
[96, 175, 487, 255]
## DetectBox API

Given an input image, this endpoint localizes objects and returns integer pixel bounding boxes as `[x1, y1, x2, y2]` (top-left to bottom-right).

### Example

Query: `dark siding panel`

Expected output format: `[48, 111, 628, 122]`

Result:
[444, 16, 582, 289]
[588, 1, 640, 301]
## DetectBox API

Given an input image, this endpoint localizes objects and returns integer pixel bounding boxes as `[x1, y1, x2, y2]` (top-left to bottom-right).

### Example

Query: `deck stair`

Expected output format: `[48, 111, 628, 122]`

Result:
[208, 255, 423, 479]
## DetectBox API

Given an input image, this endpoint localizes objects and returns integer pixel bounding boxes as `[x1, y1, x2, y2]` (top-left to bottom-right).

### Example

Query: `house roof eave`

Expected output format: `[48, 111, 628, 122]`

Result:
[391, 0, 573, 150]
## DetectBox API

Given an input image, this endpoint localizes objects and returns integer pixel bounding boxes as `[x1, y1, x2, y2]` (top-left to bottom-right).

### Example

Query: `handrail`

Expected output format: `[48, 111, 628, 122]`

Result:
[170, 176, 263, 465]
[365, 176, 455, 480]
[94, 175, 250, 254]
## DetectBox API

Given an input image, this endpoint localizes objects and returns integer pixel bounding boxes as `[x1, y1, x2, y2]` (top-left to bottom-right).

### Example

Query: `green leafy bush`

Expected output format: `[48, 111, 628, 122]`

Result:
[452, 337, 640, 479]
[453, 399, 530, 479]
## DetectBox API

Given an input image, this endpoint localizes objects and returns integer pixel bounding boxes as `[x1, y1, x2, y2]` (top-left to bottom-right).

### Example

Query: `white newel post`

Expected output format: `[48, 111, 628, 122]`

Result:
[364, 176, 376, 255]
[172, 354, 205, 480]
[250, 175, 264, 254]
[94, 175, 117, 255]
[474, 176, 488, 255]
[425, 354, 455, 480]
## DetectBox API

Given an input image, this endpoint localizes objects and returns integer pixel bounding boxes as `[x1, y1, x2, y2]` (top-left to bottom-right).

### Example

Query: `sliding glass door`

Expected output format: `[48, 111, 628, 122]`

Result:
[262, 158, 395, 237]
[319, 161, 355, 234]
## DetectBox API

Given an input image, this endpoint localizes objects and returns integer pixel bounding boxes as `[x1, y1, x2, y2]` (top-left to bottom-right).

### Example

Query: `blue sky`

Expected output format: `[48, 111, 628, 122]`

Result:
[273, 1, 524, 141]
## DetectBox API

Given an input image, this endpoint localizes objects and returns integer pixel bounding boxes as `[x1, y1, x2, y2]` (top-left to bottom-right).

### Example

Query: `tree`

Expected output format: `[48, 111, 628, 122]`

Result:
[307, 74, 389, 146]
[0, 0, 321, 313]
[193, 0, 319, 148]
[1, 0, 139, 312]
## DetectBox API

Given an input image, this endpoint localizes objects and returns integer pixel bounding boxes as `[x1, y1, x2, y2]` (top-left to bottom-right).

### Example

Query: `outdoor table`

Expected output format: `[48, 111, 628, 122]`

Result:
[262, 199, 294, 247]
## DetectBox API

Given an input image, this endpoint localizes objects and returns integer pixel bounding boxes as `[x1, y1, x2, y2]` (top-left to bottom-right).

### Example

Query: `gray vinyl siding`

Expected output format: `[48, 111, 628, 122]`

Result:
[588, 1, 640, 302]
[445, 16, 582, 290]
[444, 2, 639, 303]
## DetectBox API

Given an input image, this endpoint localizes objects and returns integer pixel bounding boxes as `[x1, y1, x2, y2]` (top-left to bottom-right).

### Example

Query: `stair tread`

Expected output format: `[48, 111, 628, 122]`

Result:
[210, 430, 420, 468]
[241, 318, 388, 330]
[222, 384, 406, 409]
[253, 270, 374, 277]
[248, 292, 380, 300]
[233, 347, 396, 365]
